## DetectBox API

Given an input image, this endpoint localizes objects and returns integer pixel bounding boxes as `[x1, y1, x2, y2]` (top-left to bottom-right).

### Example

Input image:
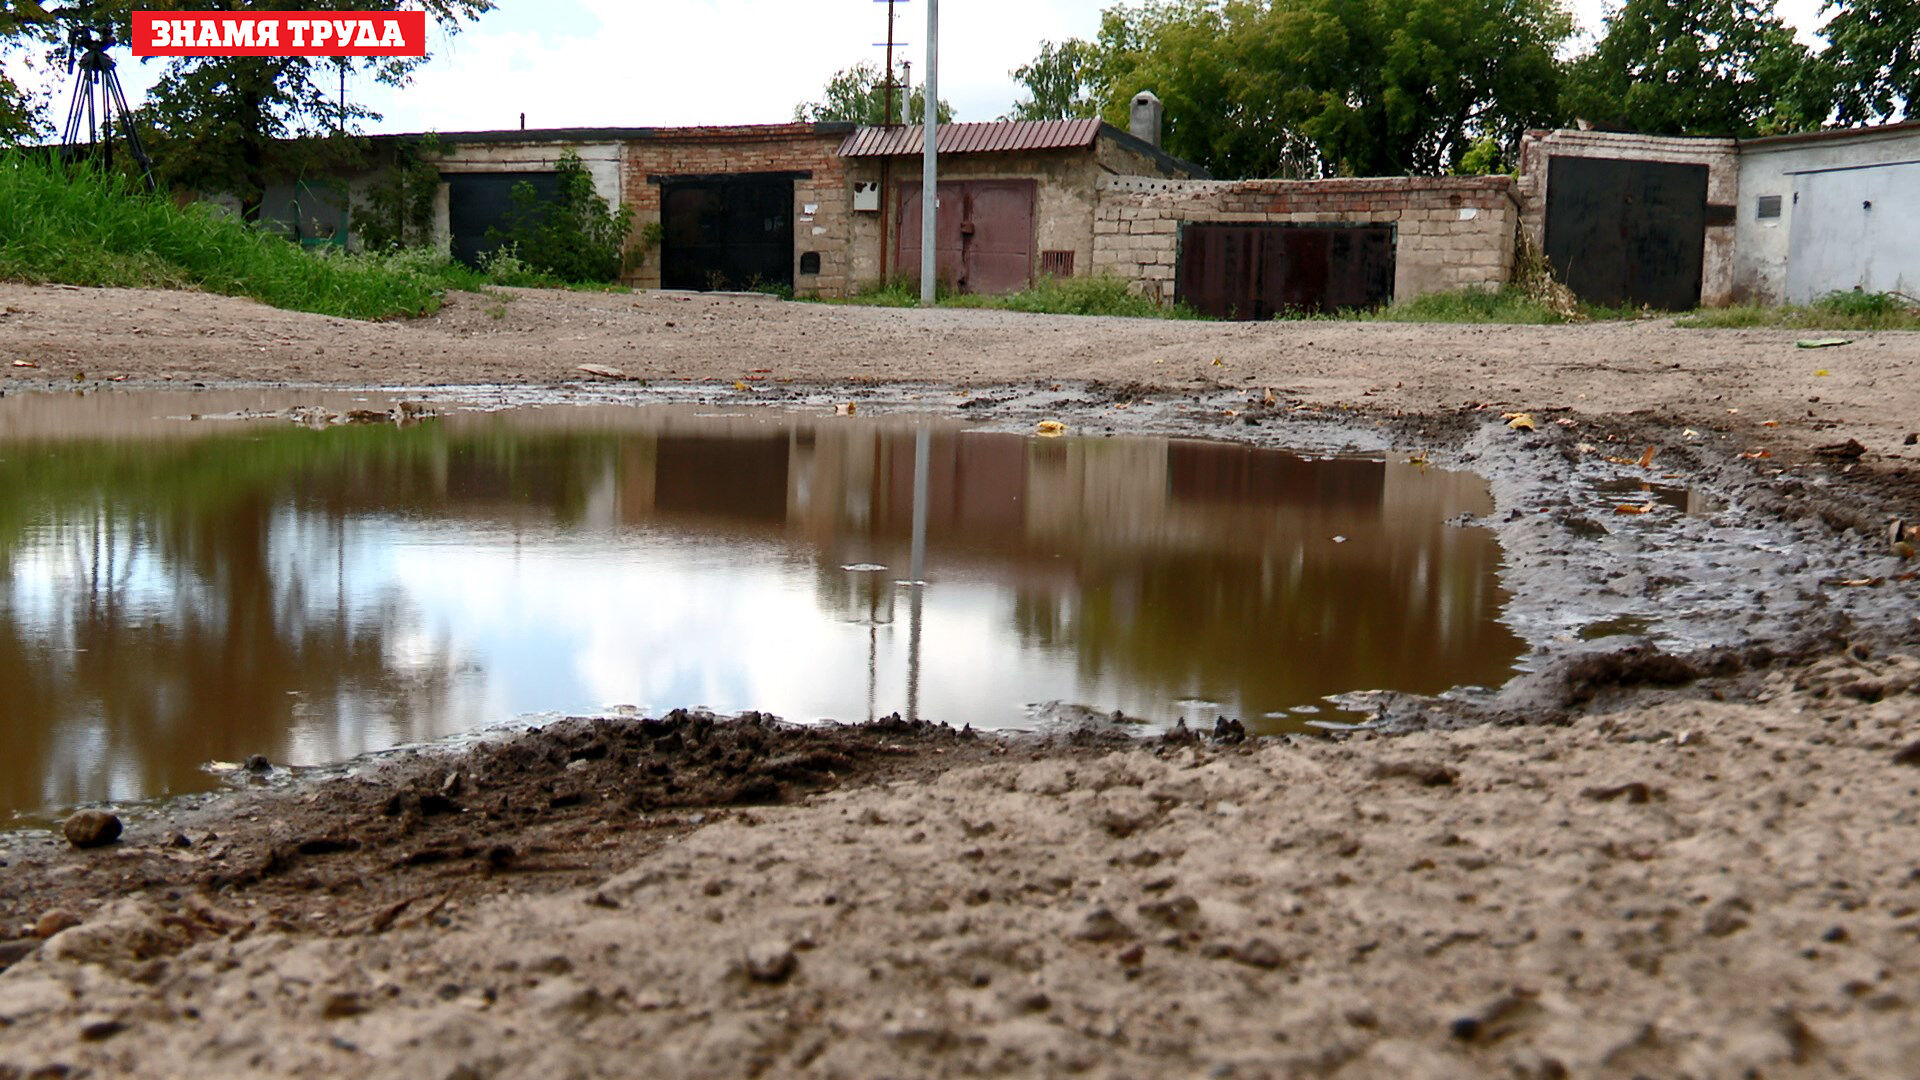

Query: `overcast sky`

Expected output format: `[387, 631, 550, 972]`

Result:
[6, 0, 1833, 134]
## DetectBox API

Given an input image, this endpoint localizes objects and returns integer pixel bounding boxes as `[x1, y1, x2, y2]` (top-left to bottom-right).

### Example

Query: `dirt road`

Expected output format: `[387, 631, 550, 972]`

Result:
[1, 284, 1918, 1078]
[4, 283, 1919, 458]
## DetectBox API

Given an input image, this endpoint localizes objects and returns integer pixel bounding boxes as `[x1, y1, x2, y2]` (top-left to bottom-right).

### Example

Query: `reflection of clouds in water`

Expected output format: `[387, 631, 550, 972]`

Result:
[370, 533, 1080, 727]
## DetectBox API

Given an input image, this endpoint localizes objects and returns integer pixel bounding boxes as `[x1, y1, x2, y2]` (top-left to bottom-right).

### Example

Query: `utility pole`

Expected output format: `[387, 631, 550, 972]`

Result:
[919, 0, 938, 306]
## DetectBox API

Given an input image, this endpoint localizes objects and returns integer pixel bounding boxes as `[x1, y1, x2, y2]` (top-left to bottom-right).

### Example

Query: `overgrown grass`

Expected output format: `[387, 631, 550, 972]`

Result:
[0, 154, 603, 320]
[1344, 285, 1643, 325]
[1674, 290, 1920, 331]
[828, 274, 1201, 319]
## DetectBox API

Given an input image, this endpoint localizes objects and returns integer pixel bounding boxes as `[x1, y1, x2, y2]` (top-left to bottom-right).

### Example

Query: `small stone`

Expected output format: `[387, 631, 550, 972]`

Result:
[319, 992, 368, 1020]
[245, 754, 272, 774]
[1073, 907, 1135, 943]
[529, 976, 602, 1015]
[1017, 990, 1052, 1013]
[1704, 896, 1753, 937]
[1231, 937, 1285, 970]
[745, 941, 797, 984]
[1893, 740, 1920, 767]
[1117, 943, 1146, 967]
[79, 1018, 127, 1041]
[62, 811, 122, 849]
[167, 832, 192, 849]
[34, 910, 82, 939]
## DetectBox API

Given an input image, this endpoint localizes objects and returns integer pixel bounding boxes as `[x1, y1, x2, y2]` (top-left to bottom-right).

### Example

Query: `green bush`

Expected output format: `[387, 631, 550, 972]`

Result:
[483, 150, 633, 283]
[0, 152, 451, 319]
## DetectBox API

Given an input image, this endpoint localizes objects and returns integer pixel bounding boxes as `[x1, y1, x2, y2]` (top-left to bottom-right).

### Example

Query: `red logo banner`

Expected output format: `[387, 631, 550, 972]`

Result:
[131, 11, 427, 57]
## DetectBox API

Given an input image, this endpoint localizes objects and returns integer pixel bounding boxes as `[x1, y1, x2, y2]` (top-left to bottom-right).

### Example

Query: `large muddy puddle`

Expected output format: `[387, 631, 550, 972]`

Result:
[0, 390, 1522, 819]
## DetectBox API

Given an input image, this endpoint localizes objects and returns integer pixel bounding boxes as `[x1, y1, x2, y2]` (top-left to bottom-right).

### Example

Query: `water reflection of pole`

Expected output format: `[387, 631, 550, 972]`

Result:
[906, 426, 929, 722]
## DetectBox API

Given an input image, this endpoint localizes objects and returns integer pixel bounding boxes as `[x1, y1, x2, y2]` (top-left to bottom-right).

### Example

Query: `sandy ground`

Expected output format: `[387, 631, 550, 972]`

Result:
[1, 284, 1919, 1078]
[3, 283, 1919, 458]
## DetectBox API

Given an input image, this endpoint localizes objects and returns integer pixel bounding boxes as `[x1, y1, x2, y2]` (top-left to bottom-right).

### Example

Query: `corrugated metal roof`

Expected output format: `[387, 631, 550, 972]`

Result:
[838, 119, 1104, 157]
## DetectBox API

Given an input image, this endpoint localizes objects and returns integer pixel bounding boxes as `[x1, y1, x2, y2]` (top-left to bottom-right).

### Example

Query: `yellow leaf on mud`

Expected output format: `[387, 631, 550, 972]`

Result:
[1814, 369, 1832, 377]
[1613, 504, 1653, 515]
[1506, 413, 1536, 431]
[1636, 446, 1657, 468]
[732, 381, 750, 391]
[1036, 420, 1067, 437]
[1211, 357, 1224, 367]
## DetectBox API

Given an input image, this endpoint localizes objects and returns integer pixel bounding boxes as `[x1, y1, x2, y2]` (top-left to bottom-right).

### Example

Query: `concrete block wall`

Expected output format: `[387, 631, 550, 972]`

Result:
[1516, 129, 1740, 306]
[619, 125, 852, 296]
[1092, 175, 1519, 306]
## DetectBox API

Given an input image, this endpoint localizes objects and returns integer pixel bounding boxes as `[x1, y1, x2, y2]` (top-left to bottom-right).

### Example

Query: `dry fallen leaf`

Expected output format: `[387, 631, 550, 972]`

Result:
[833, 402, 857, 416]
[1739, 449, 1773, 459]
[1506, 413, 1536, 431]
[1613, 504, 1653, 515]
[732, 381, 750, 391]
[9, 359, 37, 368]
[575, 363, 631, 380]
[1211, 357, 1224, 367]
[1636, 447, 1658, 468]
[1835, 577, 1884, 588]
[1035, 420, 1067, 437]
[1761, 420, 1779, 427]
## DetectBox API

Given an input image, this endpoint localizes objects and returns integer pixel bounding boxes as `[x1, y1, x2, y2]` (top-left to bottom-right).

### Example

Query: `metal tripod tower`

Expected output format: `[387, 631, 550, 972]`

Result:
[60, 22, 157, 193]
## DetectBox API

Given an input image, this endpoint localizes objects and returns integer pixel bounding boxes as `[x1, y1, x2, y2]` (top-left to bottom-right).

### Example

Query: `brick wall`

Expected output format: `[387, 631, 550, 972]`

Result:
[1516, 129, 1740, 306]
[620, 125, 852, 296]
[1092, 175, 1519, 306]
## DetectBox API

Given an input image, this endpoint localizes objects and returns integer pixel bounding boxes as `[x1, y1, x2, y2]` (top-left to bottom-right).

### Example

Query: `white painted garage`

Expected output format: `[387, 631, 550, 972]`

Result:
[1735, 121, 1920, 305]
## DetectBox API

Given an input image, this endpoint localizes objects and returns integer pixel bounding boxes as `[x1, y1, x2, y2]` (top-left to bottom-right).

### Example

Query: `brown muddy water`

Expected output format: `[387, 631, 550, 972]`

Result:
[0, 390, 1522, 821]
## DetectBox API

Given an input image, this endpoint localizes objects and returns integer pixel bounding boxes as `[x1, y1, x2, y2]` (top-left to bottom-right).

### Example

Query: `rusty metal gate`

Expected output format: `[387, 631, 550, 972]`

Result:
[1175, 224, 1395, 320]
[659, 173, 796, 292]
[1544, 157, 1709, 310]
[894, 180, 1036, 294]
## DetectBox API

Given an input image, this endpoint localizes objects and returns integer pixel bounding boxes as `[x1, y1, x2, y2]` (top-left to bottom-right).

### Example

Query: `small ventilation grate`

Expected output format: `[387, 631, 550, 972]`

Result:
[1757, 195, 1782, 219]
[1039, 250, 1075, 277]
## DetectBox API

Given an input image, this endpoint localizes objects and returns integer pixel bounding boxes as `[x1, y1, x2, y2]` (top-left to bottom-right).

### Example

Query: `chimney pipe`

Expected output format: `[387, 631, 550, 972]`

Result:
[1129, 91, 1163, 150]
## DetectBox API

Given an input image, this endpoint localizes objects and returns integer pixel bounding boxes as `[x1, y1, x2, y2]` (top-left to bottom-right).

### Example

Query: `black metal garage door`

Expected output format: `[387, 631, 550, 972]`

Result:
[659, 174, 795, 292]
[1175, 223, 1395, 320]
[446, 172, 560, 267]
[1544, 157, 1707, 310]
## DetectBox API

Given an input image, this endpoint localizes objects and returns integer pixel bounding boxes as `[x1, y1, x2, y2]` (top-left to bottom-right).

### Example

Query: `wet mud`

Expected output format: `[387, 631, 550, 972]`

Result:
[0, 712, 1124, 975]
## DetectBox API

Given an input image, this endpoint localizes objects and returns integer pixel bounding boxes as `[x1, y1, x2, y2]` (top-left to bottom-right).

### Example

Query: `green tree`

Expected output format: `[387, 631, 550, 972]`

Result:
[353, 134, 442, 252]
[483, 150, 632, 283]
[793, 61, 954, 125]
[1820, 0, 1920, 124]
[1069, 0, 1571, 179]
[0, 0, 52, 143]
[1005, 39, 1101, 120]
[1559, 0, 1826, 136]
[56, 0, 494, 218]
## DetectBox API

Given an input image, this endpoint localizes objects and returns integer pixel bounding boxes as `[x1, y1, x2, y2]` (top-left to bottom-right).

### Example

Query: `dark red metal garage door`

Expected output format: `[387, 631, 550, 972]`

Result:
[894, 180, 1036, 294]
[1176, 223, 1395, 320]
